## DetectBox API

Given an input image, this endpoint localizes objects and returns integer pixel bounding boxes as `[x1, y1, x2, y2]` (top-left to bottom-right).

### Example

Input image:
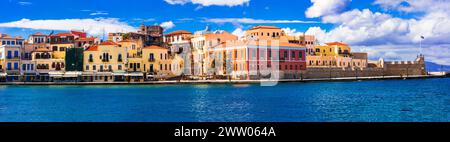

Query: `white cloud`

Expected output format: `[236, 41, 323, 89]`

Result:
[353, 44, 450, 66]
[204, 18, 319, 24]
[231, 28, 245, 38]
[160, 21, 176, 30]
[304, 9, 450, 46]
[305, 0, 352, 18]
[18, 1, 32, 6]
[90, 11, 109, 16]
[164, 0, 250, 7]
[373, 0, 450, 14]
[0, 18, 137, 37]
[282, 28, 304, 36]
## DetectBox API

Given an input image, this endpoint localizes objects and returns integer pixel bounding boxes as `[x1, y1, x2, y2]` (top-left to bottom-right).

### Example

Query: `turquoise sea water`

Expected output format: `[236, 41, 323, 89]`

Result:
[0, 78, 449, 122]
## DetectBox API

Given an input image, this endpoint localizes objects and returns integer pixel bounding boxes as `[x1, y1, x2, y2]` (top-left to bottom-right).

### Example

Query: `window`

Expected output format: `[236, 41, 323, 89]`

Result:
[1, 41, 5, 45]
[86, 65, 89, 71]
[7, 41, 10, 45]
[31, 64, 34, 70]
[93, 65, 96, 70]
[118, 54, 123, 62]
[7, 63, 12, 70]
[22, 64, 26, 70]
[118, 65, 122, 70]
[268, 50, 272, 58]
[298, 51, 303, 60]
[52, 46, 58, 51]
[160, 53, 163, 60]
[14, 62, 19, 70]
[14, 51, 19, 58]
[60, 47, 66, 51]
[150, 53, 154, 61]
[160, 64, 162, 70]
[89, 54, 93, 62]
[11, 41, 15, 45]
[283, 51, 288, 59]
[291, 51, 296, 59]
[7, 51, 12, 59]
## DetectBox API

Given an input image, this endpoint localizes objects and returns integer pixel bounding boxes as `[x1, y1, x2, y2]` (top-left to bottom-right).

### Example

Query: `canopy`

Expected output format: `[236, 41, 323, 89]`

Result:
[63, 72, 82, 78]
[125, 72, 144, 77]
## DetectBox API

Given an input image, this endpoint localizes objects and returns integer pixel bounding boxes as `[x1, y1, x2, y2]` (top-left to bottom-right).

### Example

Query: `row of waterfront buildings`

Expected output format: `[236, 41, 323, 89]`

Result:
[0, 24, 426, 82]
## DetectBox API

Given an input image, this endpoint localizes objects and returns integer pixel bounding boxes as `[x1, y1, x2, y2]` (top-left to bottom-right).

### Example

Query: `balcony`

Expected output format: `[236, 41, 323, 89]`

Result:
[148, 58, 155, 62]
[102, 59, 110, 62]
[99, 69, 112, 72]
[88, 59, 94, 62]
[6, 56, 21, 60]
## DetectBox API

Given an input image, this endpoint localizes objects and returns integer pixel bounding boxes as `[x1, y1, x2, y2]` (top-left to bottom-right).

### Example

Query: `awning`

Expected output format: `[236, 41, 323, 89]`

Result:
[0, 73, 7, 77]
[113, 71, 126, 76]
[82, 72, 95, 76]
[94, 72, 113, 76]
[49, 71, 64, 78]
[125, 72, 144, 77]
[63, 72, 82, 78]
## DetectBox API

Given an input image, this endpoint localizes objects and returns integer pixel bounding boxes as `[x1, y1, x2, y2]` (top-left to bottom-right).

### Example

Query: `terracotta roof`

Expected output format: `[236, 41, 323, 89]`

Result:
[85, 45, 99, 51]
[32, 32, 46, 36]
[165, 30, 192, 36]
[52, 32, 75, 37]
[143, 45, 167, 50]
[77, 37, 97, 41]
[99, 41, 119, 46]
[249, 25, 281, 30]
[326, 42, 348, 46]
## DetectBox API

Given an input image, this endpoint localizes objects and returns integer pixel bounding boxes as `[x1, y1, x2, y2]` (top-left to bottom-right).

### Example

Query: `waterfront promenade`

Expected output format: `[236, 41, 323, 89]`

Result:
[0, 74, 446, 85]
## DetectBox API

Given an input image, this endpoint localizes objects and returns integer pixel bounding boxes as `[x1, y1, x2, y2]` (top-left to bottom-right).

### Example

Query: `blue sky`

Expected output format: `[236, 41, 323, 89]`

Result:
[0, 0, 449, 65]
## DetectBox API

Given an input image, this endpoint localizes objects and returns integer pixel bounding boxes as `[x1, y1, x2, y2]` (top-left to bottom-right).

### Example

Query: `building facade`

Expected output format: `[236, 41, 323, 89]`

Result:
[0, 33, 25, 81]
[164, 30, 193, 76]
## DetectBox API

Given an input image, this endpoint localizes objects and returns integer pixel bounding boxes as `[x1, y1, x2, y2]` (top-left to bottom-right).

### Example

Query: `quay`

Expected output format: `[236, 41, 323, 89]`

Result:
[0, 74, 446, 85]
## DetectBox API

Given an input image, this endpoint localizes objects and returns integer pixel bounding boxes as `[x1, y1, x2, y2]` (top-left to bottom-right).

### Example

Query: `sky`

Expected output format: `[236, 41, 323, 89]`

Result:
[0, 0, 449, 65]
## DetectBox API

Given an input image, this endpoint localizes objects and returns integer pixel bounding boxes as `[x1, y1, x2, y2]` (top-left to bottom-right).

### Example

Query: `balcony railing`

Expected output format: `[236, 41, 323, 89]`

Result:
[99, 69, 112, 72]
[6, 56, 21, 60]
[148, 58, 155, 62]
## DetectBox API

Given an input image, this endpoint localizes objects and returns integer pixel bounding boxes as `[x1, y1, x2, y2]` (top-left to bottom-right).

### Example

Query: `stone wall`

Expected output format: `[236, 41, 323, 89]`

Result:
[303, 67, 384, 79]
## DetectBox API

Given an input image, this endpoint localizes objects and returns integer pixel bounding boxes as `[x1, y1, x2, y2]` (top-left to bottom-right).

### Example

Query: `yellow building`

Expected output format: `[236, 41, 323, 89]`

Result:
[142, 45, 183, 80]
[31, 47, 65, 81]
[314, 42, 351, 57]
[245, 26, 289, 41]
[308, 42, 367, 69]
[83, 41, 127, 82]
[118, 40, 144, 77]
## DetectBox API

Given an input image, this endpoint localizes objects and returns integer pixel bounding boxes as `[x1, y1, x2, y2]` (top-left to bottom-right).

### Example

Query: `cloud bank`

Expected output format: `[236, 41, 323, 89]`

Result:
[0, 18, 137, 37]
[164, 0, 250, 7]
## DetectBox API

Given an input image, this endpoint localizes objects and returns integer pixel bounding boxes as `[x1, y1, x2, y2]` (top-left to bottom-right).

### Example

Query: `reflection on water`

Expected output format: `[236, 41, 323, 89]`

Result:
[0, 78, 449, 122]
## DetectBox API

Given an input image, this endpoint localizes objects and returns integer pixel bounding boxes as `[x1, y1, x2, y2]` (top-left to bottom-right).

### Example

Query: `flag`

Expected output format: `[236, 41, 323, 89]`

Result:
[421, 36, 425, 39]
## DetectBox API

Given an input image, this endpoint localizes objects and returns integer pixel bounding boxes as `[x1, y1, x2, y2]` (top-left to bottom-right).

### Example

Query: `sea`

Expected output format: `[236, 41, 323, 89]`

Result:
[0, 78, 449, 122]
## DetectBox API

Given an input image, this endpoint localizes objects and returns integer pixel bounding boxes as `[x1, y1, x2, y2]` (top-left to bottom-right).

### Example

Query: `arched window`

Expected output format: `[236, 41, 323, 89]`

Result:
[118, 54, 123, 62]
